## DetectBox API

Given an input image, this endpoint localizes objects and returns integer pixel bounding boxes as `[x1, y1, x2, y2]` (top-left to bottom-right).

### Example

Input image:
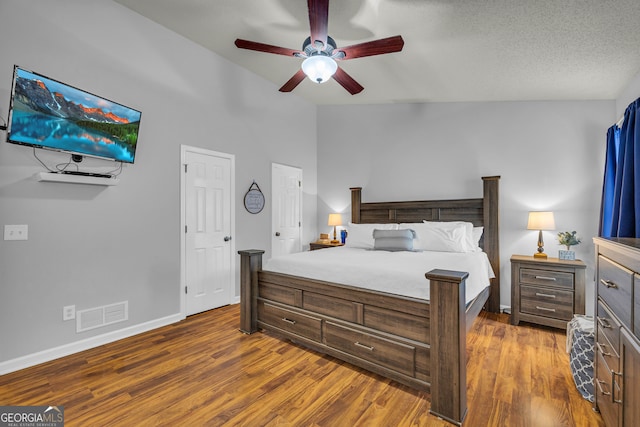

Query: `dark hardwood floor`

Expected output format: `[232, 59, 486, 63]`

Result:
[0, 305, 604, 426]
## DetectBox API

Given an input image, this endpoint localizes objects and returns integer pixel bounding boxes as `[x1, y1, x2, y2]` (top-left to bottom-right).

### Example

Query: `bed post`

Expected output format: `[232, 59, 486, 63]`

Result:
[426, 269, 468, 426]
[238, 249, 264, 334]
[350, 187, 362, 223]
[482, 175, 500, 313]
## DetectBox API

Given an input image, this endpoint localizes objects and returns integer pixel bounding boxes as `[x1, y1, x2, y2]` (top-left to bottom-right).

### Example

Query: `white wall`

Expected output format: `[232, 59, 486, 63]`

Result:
[317, 100, 615, 313]
[0, 0, 317, 368]
[616, 69, 640, 118]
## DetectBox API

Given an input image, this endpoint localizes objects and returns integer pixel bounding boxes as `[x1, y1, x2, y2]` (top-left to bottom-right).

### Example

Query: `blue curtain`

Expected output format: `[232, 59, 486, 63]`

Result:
[600, 98, 640, 237]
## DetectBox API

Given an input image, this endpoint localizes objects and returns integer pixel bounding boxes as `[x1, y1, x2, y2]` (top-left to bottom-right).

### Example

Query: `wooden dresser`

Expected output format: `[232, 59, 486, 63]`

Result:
[593, 237, 640, 427]
[510, 255, 586, 329]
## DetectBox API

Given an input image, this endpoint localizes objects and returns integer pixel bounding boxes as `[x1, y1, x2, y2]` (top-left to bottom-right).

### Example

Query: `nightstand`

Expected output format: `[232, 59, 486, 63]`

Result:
[310, 241, 344, 251]
[510, 255, 586, 329]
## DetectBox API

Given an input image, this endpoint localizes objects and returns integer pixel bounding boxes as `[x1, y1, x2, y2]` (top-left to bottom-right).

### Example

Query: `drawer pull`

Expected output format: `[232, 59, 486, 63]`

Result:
[281, 317, 297, 325]
[535, 292, 556, 298]
[596, 379, 611, 396]
[596, 342, 611, 357]
[600, 279, 618, 289]
[613, 371, 622, 404]
[354, 341, 375, 351]
[536, 306, 556, 313]
[535, 275, 557, 281]
[596, 316, 611, 329]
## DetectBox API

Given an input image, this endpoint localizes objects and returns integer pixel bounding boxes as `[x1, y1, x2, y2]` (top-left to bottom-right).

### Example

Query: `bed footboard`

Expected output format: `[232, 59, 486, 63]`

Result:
[239, 250, 473, 426]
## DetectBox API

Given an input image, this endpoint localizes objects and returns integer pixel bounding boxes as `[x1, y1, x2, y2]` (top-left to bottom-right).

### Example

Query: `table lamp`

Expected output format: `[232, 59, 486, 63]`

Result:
[328, 213, 342, 244]
[527, 211, 555, 259]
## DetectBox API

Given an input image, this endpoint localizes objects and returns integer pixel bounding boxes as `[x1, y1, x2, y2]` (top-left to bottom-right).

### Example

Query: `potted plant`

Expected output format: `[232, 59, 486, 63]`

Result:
[557, 231, 581, 260]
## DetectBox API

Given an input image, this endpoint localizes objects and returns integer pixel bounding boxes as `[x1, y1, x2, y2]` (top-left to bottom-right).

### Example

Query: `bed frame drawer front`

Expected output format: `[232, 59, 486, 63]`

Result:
[598, 255, 633, 328]
[519, 285, 574, 320]
[303, 291, 357, 323]
[259, 282, 302, 307]
[324, 321, 416, 377]
[258, 301, 322, 342]
[519, 268, 574, 289]
[364, 305, 429, 343]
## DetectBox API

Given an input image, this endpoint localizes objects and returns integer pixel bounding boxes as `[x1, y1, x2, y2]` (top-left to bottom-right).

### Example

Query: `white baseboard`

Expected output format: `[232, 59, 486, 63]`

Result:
[0, 312, 184, 375]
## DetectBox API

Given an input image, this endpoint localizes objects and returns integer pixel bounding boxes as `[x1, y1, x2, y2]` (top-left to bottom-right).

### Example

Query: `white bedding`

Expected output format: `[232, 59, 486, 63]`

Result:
[264, 246, 495, 304]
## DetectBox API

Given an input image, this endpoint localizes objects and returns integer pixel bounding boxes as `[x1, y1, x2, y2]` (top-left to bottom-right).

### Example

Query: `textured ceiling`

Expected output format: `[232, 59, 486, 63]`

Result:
[114, 0, 640, 105]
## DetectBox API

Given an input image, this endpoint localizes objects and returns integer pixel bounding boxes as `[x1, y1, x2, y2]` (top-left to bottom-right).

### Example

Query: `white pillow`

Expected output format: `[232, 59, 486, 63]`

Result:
[397, 221, 475, 253]
[425, 221, 479, 252]
[472, 226, 484, 251]
[345, 222, 398, 249]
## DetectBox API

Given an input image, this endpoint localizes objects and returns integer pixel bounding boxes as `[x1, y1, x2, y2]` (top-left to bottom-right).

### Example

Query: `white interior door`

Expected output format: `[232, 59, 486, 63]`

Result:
[182, 146, 234, 316]
[272, 163, 302, 258]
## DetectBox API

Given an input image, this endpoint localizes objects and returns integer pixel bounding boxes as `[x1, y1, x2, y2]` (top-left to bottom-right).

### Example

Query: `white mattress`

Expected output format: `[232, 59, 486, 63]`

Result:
[264, 246, 495, 304]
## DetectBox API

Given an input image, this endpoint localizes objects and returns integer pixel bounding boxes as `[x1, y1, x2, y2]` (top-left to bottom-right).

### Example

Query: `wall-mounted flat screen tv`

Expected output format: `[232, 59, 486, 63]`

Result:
[6, 66, 142, 163]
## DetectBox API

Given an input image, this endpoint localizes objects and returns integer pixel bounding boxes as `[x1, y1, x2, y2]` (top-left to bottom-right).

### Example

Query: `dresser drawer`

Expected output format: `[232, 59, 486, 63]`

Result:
[598, 255, 633, 328]
[597, 322, 620, 372]
[595, 349, 620, 427]
[597, 300, 621, 352]
[635, 274, 640, 338]
[520, 268, 574, 290]
[324, 321, 416, 377]
[258, 301, 322, 342]
[520, 285, 574, 320]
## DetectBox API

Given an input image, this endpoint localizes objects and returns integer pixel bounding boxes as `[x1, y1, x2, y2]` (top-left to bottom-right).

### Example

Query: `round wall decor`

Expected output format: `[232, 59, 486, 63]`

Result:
[244, 181, 265, 214]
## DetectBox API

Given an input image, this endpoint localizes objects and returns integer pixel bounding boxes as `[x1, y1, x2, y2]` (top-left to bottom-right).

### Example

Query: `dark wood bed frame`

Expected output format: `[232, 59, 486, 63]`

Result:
[238, 176, 500, 425]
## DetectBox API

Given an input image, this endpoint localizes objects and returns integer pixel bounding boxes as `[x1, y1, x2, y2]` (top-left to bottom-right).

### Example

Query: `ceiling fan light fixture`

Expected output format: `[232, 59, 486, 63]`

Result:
[301, 54, 337, 84]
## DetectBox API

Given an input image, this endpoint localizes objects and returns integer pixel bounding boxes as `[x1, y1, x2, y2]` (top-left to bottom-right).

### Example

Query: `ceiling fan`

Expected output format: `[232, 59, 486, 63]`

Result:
[234, 0, 404, 95]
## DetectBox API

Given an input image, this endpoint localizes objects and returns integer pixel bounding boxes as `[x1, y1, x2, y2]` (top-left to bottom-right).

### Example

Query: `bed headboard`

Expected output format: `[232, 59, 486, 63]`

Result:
[349, 175, 500, 312]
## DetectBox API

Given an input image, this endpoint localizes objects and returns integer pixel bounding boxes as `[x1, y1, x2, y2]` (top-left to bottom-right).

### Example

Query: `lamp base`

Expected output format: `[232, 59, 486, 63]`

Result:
[533, 252, 548, 259]
[330, 239, 339, 244]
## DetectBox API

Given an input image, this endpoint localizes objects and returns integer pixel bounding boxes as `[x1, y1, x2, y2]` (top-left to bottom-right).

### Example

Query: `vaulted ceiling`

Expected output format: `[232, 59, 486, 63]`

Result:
[114, 0, 640, 105]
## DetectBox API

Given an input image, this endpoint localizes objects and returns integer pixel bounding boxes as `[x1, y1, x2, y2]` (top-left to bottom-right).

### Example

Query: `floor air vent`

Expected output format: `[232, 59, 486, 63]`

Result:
[77, 301, 128, 333]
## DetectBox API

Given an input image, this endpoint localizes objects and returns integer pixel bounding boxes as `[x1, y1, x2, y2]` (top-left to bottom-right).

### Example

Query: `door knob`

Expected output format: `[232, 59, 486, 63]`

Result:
[224, 236, 231, 242]
[275, 232, 281, 237]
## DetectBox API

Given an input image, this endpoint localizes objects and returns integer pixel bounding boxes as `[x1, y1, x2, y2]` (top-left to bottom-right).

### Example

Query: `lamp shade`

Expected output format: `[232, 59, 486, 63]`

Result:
[527, 211, 556, 230]
[328, 213, 342, 226]
[301, 55, 337, 84]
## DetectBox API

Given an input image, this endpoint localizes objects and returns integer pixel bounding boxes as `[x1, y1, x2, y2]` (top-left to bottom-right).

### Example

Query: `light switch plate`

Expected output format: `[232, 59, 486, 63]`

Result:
[4, 225, 28, 240]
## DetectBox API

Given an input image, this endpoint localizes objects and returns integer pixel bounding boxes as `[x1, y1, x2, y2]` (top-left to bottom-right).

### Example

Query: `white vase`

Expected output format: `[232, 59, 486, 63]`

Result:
[559, 250, 576, 260]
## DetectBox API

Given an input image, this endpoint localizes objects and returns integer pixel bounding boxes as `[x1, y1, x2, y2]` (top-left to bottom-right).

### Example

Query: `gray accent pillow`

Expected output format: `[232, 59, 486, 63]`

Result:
[372, 228, 416, 251]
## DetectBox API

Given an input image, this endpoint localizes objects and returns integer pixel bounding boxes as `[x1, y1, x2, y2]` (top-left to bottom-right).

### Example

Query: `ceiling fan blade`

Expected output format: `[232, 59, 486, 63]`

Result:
[308, 0, 329, 49]
[235, 39, 302, 57]
[279, 69, 307, 92]
[335, 35, 404, 60]
[332, 67, 364, 95]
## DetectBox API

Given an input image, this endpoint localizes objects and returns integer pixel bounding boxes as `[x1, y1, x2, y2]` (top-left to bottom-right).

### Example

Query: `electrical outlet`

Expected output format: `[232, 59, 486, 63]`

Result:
[4, 225, 28, 241]
[63, 305, 76, 321]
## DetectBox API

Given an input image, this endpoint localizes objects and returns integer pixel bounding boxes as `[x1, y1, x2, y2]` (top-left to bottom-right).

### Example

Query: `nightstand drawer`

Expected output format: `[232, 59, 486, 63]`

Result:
[520, 285, 574, 320]
[520, 268, 574, 289]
